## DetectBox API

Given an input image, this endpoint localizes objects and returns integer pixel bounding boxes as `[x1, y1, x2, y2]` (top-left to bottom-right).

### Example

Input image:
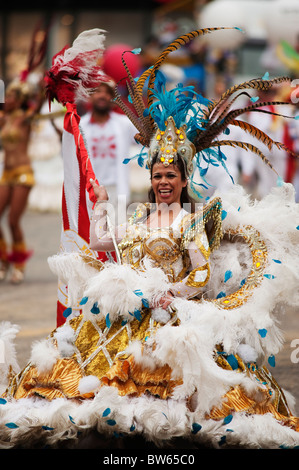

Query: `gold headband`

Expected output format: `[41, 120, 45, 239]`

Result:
[148, 116, 195, 176]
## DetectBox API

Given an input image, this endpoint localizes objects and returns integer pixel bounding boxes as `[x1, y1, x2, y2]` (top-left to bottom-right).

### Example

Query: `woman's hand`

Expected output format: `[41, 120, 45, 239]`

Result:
[154, 292, 174, 310]
[90, 179, 109, 201]
[0, 111, 5, 128]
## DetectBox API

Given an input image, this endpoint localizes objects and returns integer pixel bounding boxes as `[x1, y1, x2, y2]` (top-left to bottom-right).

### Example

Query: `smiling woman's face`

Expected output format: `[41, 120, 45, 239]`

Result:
[151, 162, 187, 206]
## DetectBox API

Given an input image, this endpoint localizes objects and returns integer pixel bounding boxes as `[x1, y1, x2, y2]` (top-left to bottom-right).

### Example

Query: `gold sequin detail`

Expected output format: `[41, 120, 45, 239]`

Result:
[70, 312, 153, 378]
[186, 263, 210, 288]
[180, 197, 223, 253]
[208, 225, 268, 310]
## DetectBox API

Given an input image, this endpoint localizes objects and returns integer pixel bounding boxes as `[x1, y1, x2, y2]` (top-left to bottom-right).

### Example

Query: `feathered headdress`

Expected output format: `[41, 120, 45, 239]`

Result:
[7, 17, 50, 102]
[44, 28, 109, 107]
[116, 27, 298, 197]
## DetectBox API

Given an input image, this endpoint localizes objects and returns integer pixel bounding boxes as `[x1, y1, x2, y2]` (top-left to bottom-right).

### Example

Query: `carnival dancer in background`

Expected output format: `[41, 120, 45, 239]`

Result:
[0, 20, 48, 284]
[0, 79, 44, 284]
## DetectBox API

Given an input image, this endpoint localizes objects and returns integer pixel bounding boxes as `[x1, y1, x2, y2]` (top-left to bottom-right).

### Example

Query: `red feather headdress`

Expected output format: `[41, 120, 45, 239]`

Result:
[45, 28, 109, 107]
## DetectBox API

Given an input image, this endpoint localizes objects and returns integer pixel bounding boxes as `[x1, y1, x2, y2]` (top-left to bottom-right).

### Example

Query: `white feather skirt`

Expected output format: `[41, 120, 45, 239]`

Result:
[0, 183, 299, 449]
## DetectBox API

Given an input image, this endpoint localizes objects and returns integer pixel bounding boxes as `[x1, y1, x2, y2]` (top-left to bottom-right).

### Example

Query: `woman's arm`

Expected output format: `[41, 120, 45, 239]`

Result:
[89, 179, 127, 252]
[153, 236, 210, 309]
[170, 239, 210, 299]
[0, 111, 5, 129]
[89, 200, 126, 251]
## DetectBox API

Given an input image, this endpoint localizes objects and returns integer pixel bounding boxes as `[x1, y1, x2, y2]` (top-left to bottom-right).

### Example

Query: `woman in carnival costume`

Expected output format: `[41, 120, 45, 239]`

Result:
[0, 27, 299, 449]
[0, 25, 47, 284]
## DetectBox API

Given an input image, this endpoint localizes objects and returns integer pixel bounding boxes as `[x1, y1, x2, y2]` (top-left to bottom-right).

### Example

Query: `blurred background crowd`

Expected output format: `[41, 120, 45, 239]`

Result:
[1, 0, 299, 213]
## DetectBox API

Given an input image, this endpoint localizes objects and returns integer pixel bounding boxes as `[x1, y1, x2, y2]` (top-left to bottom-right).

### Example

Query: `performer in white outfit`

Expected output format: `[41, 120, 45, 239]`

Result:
[80, 82, 137, 210]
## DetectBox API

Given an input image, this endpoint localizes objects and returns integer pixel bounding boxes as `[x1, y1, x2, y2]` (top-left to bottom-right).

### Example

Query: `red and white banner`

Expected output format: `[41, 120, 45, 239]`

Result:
[56, 103, 109, 326]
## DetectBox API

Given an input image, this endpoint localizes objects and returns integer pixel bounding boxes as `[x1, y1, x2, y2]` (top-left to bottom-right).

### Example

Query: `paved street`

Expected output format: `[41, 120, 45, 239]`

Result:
[0, 208, 298, 414]
[0, 210, 61, 367]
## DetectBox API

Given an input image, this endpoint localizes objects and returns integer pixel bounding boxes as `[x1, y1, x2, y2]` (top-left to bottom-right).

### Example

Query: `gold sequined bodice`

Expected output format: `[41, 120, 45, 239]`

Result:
[119, 224, 190, 283]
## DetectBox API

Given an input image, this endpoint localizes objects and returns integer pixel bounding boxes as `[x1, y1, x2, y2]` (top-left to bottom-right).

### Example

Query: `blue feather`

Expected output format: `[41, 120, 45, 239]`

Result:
[221, 210, 227, 220]
[223, 414, 233, 425]
[106, 419, 116, 426]
[226, 355, 238, 370]
[216, 291, 226, 299]
[133, 289, 143, 297]
[141, 298, 149, 308]
[63, 307, 72, 318]
[134, 309, 142, 321]
[224, 270, 233, 283]
[131, 48, 141, 55]
[106, 313, 111, 328]
[5, 422, 19, 429]
[268, 355, 276, 367]
[191, 423, 202, 434]
[102, 408, 111, 417]
[264, 274, 275, 279]
[91, 302, 100, 314]
[79, 296, 88, 305]
[258, 328, 267, 338]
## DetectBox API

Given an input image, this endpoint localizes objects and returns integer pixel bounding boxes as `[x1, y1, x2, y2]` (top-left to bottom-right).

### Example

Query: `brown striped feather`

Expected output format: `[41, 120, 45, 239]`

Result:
[230, 120, 298, 158]
[207, 76, 291, 116]
[229, 119, 277, 150]
[209, 140, 277, 173]
[147, 28, 237, 99]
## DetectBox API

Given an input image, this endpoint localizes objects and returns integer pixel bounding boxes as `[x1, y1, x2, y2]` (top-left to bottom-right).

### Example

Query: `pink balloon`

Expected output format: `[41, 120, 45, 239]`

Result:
[102, 44, 141, 84]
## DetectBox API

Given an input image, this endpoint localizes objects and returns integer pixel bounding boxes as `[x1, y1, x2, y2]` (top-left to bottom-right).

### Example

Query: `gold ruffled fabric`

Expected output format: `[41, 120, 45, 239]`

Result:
[101, 355, 182, 399]
[210, 346, 299, 431]
[6, 358, 89, 400]
[207, 385, 299, 432]
[4, 310, 165, 401]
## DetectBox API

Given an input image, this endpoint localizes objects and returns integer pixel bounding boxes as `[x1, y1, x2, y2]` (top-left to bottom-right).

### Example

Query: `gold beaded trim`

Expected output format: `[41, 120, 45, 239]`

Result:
[186, 263, 210, 288]
[208, 225, 268, 310]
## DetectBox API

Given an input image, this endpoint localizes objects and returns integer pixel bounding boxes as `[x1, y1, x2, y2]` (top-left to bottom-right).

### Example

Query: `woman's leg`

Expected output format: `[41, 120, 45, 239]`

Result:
[7, 184, 32, 283]
[0, 184, 12, 280]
